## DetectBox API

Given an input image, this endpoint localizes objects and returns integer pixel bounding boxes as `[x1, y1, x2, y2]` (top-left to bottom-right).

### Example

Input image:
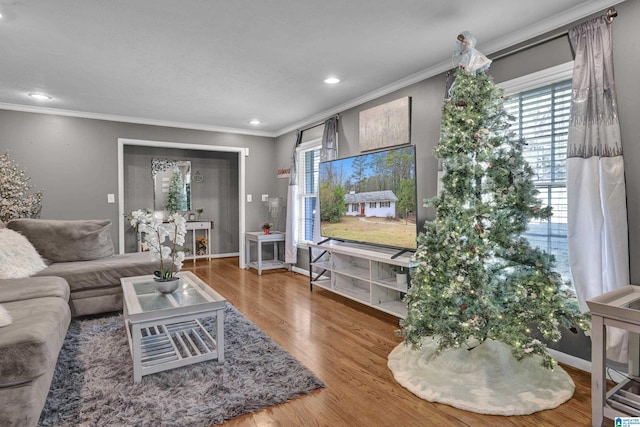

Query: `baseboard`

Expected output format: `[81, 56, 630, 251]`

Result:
[548, 348, 591, 373]
[292, 266, 309, 276]
[210, 252, 239, 259]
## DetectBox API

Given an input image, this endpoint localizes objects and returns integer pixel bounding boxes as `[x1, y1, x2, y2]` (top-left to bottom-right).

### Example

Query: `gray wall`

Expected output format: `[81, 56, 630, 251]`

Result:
[613, 0, 640, 287]
[0, 111, 277, 253]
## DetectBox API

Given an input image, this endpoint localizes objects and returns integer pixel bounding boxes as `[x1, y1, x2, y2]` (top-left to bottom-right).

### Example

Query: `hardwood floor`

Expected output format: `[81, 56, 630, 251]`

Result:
[186, 257, 604, 427]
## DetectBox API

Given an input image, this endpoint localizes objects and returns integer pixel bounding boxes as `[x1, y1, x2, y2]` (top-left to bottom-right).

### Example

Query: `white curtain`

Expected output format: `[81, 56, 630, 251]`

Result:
[285, 131, 302, 264]
[313, 117, 339, 243]
[567, 16, 629, 362]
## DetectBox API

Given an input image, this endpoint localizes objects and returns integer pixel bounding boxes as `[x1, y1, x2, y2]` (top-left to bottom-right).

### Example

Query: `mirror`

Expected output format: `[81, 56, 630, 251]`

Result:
[152, 159, 191, 212]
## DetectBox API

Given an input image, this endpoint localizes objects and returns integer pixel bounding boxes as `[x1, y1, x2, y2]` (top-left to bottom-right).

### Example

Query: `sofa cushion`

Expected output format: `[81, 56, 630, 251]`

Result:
[34, 251, 160, 293]
[0, 276, 70, 304]
[7, 219, 115, 262]
[0, 228, 47, 279]
[0, 297, 70, 387]
[0, 305, 11, 327]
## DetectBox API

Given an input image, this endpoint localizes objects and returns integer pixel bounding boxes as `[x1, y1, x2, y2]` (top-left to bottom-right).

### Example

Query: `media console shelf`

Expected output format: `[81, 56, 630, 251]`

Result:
[308, 241, 416, 318]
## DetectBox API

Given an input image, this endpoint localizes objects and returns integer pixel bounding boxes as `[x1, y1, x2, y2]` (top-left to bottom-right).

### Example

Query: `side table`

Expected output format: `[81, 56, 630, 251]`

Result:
[245, 231, 290, 275]
[587, 285, 640, 426]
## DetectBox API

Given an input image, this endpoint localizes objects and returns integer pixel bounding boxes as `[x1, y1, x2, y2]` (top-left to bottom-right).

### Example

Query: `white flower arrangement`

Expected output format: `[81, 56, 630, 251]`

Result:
[128, 209, 187, 281]
[0, 152, 43, 223]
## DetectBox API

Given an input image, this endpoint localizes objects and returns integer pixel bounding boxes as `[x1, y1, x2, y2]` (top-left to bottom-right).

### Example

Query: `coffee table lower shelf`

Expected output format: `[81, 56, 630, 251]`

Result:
[126, 315, 224, 382]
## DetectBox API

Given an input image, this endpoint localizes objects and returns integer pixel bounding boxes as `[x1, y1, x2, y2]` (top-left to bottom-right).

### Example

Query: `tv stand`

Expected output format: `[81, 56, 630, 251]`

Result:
[308, 241, 416, 318]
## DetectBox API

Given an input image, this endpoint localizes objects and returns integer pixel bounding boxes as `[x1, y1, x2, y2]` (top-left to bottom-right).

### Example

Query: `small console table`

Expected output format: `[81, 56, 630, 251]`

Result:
[587, 285, 640, 426]
[139, 220, 212, 263]
[245, 231, 290, 275]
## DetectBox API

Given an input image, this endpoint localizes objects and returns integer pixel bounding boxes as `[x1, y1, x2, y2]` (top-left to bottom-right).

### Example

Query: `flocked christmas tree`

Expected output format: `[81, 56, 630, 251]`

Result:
[0, 151, 43, 223]
[400, 67, 589, 369]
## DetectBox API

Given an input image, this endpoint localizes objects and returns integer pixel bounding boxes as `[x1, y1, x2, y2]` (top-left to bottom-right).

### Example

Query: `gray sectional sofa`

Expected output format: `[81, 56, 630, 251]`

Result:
[7, 219, 160, 317]
[0, 277, 70, 427]
[0, 219, 159, 426]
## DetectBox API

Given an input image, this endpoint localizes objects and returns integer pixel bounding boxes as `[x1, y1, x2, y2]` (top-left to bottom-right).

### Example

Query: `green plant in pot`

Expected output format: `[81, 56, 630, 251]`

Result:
[128, 209, 187, 293]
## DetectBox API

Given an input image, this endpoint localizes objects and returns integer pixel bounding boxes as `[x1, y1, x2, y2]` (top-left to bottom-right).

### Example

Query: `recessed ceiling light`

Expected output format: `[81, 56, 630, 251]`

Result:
[324, 77, 340, 85]
[249, 119, 261, 125]
[28, 93, 52, 101]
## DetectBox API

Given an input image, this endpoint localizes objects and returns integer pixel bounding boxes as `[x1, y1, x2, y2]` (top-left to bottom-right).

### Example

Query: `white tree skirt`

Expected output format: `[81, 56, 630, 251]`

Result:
[387, 337, 575, 415]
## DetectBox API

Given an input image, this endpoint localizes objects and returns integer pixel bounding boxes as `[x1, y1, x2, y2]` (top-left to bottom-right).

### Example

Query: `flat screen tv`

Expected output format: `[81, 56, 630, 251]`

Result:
[318, 145, 417, 251]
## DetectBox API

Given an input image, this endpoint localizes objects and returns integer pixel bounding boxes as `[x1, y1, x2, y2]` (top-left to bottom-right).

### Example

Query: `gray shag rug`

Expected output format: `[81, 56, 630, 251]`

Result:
[39, 303, 324, 426]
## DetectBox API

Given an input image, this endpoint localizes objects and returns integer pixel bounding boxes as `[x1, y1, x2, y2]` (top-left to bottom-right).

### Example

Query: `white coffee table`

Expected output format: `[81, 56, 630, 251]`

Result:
[121, 271, 226, 383]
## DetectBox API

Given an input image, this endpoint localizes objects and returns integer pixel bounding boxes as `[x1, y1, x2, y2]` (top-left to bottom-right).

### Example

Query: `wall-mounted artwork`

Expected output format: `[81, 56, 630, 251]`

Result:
[277, 167, 290, 179]
[359, 96, 411, 152]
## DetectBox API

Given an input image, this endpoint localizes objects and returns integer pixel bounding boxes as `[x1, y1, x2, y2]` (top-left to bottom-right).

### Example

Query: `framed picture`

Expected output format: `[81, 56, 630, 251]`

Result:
[188, 213, 196, 221]
[359, 96, 411, 152]
[277, 167, 290, 179]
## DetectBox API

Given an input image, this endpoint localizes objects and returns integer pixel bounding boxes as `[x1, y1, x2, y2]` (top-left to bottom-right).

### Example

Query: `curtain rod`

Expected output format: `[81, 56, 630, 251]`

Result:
[298, 114, 340, 133]
[490, 6, 618, 62]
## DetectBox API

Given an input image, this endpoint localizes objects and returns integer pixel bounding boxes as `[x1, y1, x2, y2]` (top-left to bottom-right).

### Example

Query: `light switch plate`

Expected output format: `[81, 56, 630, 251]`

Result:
[107, 194, 115, 203]
[247, 194, 252, 202]
[262, 194, 269, 202]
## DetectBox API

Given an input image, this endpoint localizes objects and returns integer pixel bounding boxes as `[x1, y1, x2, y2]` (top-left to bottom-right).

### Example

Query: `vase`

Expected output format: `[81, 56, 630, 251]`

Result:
[263, 228, 271, 235]
[153, 277, 180, 293]
[396, 272, 408, 286]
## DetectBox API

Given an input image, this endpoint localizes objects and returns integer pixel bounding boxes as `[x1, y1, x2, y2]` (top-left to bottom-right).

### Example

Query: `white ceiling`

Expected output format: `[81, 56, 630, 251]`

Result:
[0, 0, 623, 137]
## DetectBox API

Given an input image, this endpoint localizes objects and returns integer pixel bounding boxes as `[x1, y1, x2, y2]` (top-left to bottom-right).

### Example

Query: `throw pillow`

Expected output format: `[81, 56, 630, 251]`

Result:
[7, 219, 115, 262]
[0, 228, 47, 279]
[0, 305, 11, 327]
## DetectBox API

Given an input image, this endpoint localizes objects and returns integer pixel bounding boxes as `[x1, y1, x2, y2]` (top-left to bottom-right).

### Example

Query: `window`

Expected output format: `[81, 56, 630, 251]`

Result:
[380, 201, 391, 208]
[369, 202, 377, 209]
[503, 77, 572, 280]
[296, 140, 321, 244]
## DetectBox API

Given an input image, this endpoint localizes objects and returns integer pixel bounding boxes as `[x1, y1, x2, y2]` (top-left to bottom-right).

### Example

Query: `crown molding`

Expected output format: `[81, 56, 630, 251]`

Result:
[274, 0, 626, 137]
[0, 102, 277, 138]
[481, 0, 625, 56]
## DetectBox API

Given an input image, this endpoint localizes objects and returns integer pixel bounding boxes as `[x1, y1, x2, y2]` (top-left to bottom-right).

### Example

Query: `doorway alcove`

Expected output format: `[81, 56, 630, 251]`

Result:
[118, 138, 247, 266]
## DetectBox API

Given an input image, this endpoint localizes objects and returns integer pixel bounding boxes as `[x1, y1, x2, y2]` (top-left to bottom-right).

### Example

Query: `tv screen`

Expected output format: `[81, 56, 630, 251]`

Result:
[319, 145, 417, 250]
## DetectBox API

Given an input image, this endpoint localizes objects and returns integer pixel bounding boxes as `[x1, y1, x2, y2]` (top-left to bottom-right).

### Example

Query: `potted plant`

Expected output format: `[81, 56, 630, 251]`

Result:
[196, 236, 208, 256]
[262, 222, 272, 235]
[128, 209, 187, 293]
